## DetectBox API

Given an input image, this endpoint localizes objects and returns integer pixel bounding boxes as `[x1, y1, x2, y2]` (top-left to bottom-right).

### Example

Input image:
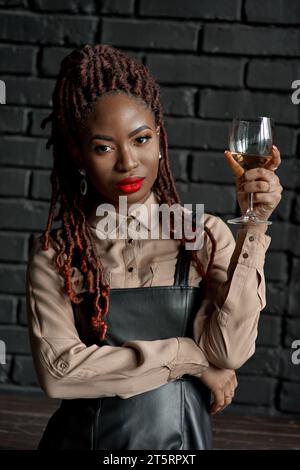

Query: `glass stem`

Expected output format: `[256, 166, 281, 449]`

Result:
[245, 192, 254, 215]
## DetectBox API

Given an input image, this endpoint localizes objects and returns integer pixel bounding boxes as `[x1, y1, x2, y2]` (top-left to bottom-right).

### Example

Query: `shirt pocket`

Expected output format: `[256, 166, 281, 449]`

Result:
[149, 260, 174, 287]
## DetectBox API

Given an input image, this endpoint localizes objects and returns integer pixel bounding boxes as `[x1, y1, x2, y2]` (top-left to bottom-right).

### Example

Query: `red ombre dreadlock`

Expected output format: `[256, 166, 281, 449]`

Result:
[40, 44, 217, 343]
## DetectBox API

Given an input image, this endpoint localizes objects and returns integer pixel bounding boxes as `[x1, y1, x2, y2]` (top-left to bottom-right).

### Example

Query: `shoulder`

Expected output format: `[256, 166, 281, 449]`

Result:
[27, 230, 87, 296]
[28, 229, 62, 265]
[27, 230, 64, 287]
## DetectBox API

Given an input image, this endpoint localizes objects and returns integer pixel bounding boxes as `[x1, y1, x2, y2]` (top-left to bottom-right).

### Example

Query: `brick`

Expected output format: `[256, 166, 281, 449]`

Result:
[199, 89, 298, 125]
[239, 347, 280, 377]
[61, 15, 99, 46]
[285, 318, 300, 348]
[257, 314, 281, 347]
[160, 86, 196, 116]
[0, 200, 49, 230]
[0, 265, 26, 295]
[275, 126, 297, 157]
[3, 76, 55, 107]
[288, 258, 300, 317]
[247, 60, 300, 91]
[0, 169, 30, 197]
[12, 355, 39, 386]
[203, 24, 300, 57]
[0, 12, 98, 46]
[0, 107, 27, 133]
[31, 170, 52, 200]
[264, 283, 286, 316]
[0, 355, 12, 384]
[97, 0, 134, 15]
[0, 232, 28, 262]
[280, 382, 300, 413]
[29, 109, 52, 137]
[289, 225, 300, 256]
[18, 297, 27, 326]
[0, 137, 53, 168]
[146, 54, 245, 87]
[40, 46, 73, 76]
[190, 151, 235, 184]
[180, 183, 236, 214]
[139, 0, 241, 20]
[265, 252, 288, 283]
[32, 0, 95, 14]
[168, 149, 189, 182]
[279, 349, 300, 382]
[265, 222, 289, 252]
[0, 45, 37, 74]
[294, 194, 300, 223]
[0, 326, 30, 354]
[273, 159, 300, 189]
[0, 0, 27, 5]
[245, 0, 300, 24]
[101, 18, 199, 51]
[120, 50, 144, 65]
[165, 117, 228, 150]
[0, 296, 17, 324]
[38, 45, 141, 75]
[234, 376, 276, 406]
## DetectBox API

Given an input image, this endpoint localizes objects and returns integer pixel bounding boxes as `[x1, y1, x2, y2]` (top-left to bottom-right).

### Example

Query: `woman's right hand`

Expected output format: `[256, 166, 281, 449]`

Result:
[198, 364, 238, 415]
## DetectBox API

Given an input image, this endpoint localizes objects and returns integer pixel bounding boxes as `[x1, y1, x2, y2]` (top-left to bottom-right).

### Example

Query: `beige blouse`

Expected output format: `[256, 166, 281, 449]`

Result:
[26, 190, 271, 400]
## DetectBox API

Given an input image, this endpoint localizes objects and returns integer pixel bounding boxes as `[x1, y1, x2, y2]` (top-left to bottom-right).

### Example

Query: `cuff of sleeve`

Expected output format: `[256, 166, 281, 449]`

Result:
[230, 228, 271, 269]
[166, 337, 209, 381]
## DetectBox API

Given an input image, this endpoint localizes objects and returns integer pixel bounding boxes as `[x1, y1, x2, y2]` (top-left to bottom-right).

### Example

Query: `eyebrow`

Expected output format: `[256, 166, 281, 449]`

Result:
[89, 125, 153, 144]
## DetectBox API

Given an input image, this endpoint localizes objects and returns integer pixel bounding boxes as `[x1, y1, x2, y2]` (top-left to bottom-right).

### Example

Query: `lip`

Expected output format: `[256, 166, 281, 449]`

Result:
[117, 176, 145, 185]
[116, 176, 146, 194]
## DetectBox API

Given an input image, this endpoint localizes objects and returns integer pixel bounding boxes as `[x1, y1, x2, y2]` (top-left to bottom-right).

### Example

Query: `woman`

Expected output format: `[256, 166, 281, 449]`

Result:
[26, 44, 283, 450]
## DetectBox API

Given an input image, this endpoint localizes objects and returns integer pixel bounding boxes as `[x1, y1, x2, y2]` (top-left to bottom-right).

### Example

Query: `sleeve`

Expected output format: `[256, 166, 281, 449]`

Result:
[26, 236, 209, 400]
[193, 216, 271, 370]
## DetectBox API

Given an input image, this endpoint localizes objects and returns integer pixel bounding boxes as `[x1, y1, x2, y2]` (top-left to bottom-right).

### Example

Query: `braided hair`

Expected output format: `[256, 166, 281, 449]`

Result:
[40, 44, 217, 342]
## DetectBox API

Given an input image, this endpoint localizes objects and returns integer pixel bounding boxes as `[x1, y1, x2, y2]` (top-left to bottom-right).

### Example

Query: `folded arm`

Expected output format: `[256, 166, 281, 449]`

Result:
[26, 237, 209, 400]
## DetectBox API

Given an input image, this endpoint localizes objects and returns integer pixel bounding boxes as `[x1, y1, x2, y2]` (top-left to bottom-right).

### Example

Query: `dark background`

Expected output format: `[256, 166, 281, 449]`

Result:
[0, 0, 299, 418]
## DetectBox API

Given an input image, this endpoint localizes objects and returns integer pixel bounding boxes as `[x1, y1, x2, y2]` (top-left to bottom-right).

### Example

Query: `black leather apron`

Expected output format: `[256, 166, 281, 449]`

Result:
[37, 232, 212, 450]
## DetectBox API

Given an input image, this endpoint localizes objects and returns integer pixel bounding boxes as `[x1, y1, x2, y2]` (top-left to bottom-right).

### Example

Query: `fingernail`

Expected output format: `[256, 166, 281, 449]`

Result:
[272, 144, 277, 150]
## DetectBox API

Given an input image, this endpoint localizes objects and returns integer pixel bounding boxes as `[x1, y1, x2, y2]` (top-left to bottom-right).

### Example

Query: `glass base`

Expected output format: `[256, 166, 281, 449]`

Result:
[227, 214, 272, 225]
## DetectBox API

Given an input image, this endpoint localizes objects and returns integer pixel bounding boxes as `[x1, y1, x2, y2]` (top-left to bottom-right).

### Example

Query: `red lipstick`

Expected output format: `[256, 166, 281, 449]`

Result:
[116, 176, 145, 194]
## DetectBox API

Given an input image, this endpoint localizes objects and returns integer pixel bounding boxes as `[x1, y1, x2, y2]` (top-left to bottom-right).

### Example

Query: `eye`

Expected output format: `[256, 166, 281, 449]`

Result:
[135, 135, 152, 145]
[94, 145, 111, 154]
[93, 134, 152, 154]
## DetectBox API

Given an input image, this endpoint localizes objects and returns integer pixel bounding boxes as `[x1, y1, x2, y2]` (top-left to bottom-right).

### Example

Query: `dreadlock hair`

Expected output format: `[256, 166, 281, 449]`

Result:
[40, 43, 217, 343]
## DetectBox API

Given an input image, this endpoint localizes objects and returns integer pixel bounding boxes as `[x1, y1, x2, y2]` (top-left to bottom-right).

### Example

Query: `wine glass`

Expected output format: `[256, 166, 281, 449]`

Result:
[227, 116, 274, 225]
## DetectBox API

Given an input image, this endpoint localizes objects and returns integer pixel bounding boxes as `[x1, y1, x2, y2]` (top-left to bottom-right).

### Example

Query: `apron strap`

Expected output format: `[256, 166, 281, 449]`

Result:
[173, 211, 197, 287]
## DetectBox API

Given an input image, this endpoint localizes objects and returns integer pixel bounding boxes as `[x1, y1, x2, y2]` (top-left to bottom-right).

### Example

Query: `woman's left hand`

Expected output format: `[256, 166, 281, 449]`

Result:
[224, 145, 283, 221]
[198, 365, 238, 415]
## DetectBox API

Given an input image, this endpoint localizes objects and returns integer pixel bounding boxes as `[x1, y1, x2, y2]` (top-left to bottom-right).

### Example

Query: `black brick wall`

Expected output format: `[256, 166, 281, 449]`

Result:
[0, 0, 299, 418]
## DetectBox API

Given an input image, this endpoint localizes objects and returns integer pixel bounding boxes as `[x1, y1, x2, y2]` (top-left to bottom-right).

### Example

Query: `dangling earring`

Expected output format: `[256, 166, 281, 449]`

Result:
[159, 152, 162, 160]
[79, 168, 87, 195]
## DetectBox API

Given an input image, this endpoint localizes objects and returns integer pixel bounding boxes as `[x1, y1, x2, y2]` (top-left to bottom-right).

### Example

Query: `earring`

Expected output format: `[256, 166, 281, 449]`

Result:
[79, 168, 87, 195]
[159, 152, 162, 160]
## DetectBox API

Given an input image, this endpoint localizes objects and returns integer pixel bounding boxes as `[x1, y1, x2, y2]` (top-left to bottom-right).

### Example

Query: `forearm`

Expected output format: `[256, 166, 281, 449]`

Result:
[194, 225, 271, 370]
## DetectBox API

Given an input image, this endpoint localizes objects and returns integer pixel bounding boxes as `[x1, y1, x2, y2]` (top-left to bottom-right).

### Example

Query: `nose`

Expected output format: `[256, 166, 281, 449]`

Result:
[115, 145, 138, 172]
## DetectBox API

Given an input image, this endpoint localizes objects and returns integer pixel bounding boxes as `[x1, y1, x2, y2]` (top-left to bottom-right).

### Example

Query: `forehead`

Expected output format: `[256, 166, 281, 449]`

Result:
[85, 93, 155, 131]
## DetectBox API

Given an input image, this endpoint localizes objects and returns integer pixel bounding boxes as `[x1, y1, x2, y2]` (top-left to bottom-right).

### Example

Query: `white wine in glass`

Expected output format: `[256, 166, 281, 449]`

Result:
[227, 116, 274, 225]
